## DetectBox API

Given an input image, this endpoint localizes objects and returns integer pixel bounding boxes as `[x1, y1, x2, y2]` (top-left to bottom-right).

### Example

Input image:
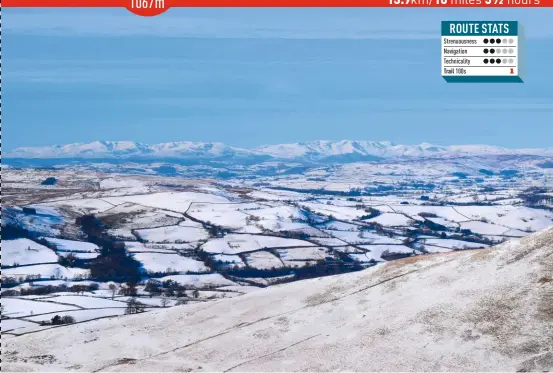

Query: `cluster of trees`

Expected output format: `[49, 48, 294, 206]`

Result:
[121, 293, 190, 314]
[214, 257, 365, 282]
[273, 230, 310, 241]
[1, 273, 93, 287]
[41, 314, 76, 326]
[422, 220, 448, 232]
[143, 279, 200, 298]
[359, 207, 381, 220]
[77, 215, 143, 283]
[2, 271, 91, 285]
[402, 221, 494, 245]
[291, 258, 366, 281]
[57, 253, 87, 268]
[40, 177, 58, 185]
[519, 187, 553, 211]
[125, 298, 147, 314]
[80, 214, 139, 274]
[538, 161, 553, 169]
[270, 186, 372, 197]
[205, 222, 227, 237]
[2, 222, 36, 240]
[1, 275, 41, 287]
[2, 283, 100, 297]
[89, 249, 142, 283]
[245, 215, 261, 225]
[418, 212, 438, 218]
[146, 268, 183, 278]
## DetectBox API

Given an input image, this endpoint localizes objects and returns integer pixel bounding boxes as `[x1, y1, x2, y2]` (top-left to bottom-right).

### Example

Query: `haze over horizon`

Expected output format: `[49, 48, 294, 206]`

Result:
[7, 138, 553, 152]
[5, 8, 553, 151]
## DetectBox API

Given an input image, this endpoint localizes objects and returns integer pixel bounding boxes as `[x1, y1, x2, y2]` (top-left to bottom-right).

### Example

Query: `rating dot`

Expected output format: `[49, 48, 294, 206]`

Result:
[502, 58, 507, 64]
[490, 39, 495, 44]
[508, 38, 514, 44]
[496, 58, 501, 64]
[490, 49, 495, 54]
[484, 48, 489, 54]
[496, 38, 501, 44]
[508, 48, 514, 54]
[490, 59, 495, 64]
[502, 48, 507, 54]
[502, 38, 507, 44]
[484, 38, 489, 44]
[496, 49, 501, 54]
[484, 58, 489, 64]
[508, 58, 514, 64]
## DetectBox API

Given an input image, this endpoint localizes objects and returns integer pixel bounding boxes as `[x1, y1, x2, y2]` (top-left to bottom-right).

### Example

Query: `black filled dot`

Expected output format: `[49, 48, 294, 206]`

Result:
[496, 58, 501, 64]
[490, 59, 495, 64]
[490, 49, 495, 54]
[496, 38, 501, 44]
[484, 38, 489, 44]
[490, 39, 495, 44]
[484, 58, 489, 64]
[484, 48, 489, 54]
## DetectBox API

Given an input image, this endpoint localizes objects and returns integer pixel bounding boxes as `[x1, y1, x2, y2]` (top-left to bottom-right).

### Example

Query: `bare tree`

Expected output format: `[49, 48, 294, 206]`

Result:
[125, 298, 146, 314]
[160, 298, 170, 308]
[61, 315, 76, 324]
[108, 283, 118, 300]
[119, 283, 137, 297]
[145, 280, 161, 297]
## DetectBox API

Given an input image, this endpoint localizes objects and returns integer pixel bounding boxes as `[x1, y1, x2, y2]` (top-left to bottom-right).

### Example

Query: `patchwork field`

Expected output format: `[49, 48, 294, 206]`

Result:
[2, 165, 553, 337]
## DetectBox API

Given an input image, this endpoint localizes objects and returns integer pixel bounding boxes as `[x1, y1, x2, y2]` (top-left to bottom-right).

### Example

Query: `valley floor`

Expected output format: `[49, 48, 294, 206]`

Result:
[2, 168, 553, 339]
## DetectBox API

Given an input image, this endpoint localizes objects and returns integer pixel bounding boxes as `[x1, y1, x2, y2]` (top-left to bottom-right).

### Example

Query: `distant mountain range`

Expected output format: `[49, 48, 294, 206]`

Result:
[6, 140, 553, 163]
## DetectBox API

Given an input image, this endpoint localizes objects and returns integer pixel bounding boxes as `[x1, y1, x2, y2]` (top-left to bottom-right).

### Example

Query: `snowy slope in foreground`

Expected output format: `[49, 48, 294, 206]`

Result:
[4, 228, 553, 372]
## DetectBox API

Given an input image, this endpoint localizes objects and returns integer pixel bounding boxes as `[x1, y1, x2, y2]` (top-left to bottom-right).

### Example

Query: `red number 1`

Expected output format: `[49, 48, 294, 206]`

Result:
[510, 68, 514, 74]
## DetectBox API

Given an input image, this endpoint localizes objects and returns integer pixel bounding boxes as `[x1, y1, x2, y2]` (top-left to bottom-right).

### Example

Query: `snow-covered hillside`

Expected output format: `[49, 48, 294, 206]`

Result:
[4, 228, 552, 372]
[6, 139, 553, 161]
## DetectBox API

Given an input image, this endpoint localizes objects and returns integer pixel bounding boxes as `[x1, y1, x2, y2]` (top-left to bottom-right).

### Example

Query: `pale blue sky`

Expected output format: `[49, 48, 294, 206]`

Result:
[4, 8, 553, 150]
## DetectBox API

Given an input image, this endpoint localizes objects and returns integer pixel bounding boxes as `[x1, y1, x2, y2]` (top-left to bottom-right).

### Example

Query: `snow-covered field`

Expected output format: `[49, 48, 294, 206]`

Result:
[201, 234, 316, 255]
[2, 239, 59, 266]
[132, 252, 208, 274]
[2, 297, 81, 318]
[4, 227, 553, 371]
[2, 162, 552, 342]
[134, 225, 209, 243]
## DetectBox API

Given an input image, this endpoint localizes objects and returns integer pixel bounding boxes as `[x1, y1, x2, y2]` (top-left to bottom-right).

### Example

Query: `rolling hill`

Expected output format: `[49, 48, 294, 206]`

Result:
[4, 227, 552, 372]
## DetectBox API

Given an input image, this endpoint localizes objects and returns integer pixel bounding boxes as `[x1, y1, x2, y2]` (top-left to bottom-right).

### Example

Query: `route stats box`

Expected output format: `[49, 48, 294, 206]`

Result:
[441, 21, 523, 83]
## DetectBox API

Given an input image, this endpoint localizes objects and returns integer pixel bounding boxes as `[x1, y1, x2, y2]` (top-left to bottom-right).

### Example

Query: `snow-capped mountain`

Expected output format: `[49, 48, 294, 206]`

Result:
[253, 140, 553, 160]
[7, 141, 152, 159]
[148, 141, 252, 158]
[7, 141, 253, 159]
[6, 140, 553, 162]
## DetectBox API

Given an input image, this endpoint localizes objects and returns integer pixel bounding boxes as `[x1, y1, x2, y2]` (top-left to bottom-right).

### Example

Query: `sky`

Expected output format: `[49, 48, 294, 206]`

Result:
[4, 8, 553, 151]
